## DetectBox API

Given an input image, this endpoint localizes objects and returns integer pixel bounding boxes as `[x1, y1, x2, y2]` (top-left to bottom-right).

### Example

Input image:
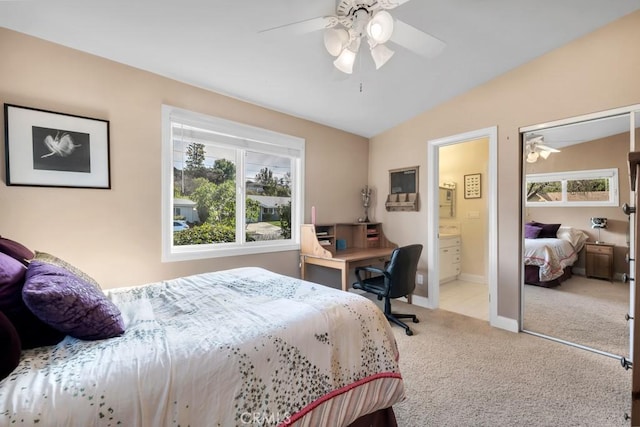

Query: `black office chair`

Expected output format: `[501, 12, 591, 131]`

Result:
[352, 244, 423, 336]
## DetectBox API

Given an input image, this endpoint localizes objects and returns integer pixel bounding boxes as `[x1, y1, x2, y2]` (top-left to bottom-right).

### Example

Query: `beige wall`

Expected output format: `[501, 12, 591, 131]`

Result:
[369, 10, 640, 321]
[2, 10, 640, 319]
[440, 138, 489, 280]
[525, 133, 631, 276]
[0, 28, 369, 289]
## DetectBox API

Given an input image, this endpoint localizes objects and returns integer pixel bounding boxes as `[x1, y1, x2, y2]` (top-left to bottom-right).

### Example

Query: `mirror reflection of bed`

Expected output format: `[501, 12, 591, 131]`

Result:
[521, 111, 634, 359]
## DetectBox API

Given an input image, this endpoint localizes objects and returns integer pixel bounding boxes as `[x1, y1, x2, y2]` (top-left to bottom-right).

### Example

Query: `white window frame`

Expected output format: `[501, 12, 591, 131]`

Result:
[525, 168, 619, 207]
[161, 105, 304, 262]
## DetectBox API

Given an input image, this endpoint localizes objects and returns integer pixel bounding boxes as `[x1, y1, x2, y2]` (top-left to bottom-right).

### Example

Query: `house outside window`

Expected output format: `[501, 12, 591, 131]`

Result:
[162, 105, 304, 261]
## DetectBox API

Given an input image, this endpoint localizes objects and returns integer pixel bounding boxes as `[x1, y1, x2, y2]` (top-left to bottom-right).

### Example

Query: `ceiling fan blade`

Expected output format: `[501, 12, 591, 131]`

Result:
[378, 0, 413, 9]
[536, 144, 561, 153]
[390, 19, 445, 58]
[525, 135, 544, 144]
[259, 16, 338, 36]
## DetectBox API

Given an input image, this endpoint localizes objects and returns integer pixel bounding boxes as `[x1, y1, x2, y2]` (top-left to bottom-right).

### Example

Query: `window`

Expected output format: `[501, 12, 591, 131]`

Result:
[526, 168, 618, 207]
[162, 105, 304, 261]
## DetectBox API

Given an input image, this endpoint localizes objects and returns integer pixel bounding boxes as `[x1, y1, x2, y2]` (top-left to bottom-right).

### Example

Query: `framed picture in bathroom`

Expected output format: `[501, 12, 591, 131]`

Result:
[464, 173, 481, 199]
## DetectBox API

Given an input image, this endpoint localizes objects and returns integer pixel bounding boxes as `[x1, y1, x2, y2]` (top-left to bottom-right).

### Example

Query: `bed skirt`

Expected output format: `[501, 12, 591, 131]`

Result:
[525, 265, 572, 287]
[347, 407, 398, 427]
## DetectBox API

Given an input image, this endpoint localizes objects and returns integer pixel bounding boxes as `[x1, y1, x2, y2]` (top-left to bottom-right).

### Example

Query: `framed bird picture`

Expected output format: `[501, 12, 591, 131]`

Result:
[4, 104, 110, 189]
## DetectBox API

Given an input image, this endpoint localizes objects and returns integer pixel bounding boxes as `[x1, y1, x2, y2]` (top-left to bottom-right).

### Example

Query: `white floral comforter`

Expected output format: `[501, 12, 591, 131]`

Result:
[524, 238, 580, 282]
[0, 267, 404, 426]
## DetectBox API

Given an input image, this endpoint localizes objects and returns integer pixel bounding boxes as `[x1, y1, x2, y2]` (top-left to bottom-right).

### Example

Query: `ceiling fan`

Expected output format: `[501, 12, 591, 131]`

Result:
[525, 134, 561, 163]
[260, 0, 446, 74]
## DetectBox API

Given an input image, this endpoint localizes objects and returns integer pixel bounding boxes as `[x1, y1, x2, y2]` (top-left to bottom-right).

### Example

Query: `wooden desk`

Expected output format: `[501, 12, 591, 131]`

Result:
[301, 247, 395, 292]
[300, 223, 397, 292]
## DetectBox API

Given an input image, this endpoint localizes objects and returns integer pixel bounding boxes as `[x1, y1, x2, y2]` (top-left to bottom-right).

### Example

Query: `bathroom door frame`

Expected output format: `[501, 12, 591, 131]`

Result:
[426, 126, 500, 329]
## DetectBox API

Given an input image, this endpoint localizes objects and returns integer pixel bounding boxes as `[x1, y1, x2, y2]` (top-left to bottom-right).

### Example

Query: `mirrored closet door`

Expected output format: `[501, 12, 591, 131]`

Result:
[521, 108, 639, 359]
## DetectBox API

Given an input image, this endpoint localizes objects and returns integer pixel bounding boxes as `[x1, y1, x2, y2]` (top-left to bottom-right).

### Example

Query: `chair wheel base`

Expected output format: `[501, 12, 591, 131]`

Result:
[405, 329, 413, 336]
[412, 318, 419, 323]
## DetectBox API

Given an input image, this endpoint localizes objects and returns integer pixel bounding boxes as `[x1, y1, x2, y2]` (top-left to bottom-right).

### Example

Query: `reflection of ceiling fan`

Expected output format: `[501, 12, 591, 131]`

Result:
[260, 0, 446, 74]
[525, 134, 561, 163]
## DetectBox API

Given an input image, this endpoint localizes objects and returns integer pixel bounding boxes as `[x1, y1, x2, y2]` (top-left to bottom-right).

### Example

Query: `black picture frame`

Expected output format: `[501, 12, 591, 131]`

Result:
[464, 173, 481, 199]
[4, 104, 110, 189]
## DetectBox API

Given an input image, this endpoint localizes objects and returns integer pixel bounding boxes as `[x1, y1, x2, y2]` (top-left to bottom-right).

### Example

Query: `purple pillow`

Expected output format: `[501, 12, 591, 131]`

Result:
[0, 236, 34, 266]
[0, 310, 21, 380]
[529, 221, 561, 238]
[23, 261, 124, 341]
[0, 252, 26, 286]
[34, 251, 101, 290]
[524, 224, 543, 239]
[0, 262, 64, 349]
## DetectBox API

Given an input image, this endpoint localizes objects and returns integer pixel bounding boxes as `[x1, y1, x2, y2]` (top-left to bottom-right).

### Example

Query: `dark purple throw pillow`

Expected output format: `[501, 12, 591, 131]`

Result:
[0, 236, 34, 266]
[524, 224, 543, 239]
[0, 310, 21, 381]
[23, 261, 124, 341]
[0, 252, 26, 286]
[0, 259, 64, 349]
[529, 221, 561, 238]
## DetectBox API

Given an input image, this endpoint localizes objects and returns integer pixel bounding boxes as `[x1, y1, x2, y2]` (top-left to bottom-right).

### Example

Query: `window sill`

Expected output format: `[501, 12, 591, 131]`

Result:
[162, 241, 301, 262]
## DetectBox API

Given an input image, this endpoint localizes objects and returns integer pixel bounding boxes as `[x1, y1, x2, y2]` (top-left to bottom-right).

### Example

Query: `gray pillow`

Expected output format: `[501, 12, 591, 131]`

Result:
[23, 261, 124, 341]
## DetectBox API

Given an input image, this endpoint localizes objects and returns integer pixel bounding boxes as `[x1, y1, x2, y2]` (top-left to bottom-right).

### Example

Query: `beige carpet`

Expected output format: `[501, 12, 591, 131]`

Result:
[377, 301, 630, 427]
[523, 275, 629, 357]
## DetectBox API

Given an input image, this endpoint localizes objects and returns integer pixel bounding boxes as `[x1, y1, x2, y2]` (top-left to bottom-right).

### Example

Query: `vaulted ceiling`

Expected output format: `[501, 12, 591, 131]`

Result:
[1, 1, 639, 137]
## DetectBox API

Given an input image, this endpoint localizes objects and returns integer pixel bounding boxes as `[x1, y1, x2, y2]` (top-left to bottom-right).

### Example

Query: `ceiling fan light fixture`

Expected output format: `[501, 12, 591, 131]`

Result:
[366, 10, 394, 44]
[526, 151, 539, 163]
[334, 48, 357, 74]
[324, 28, 349, 57]
[370, 43, 394, 69]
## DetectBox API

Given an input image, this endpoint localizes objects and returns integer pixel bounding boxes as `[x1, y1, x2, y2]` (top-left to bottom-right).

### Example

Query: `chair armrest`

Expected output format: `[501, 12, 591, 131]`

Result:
[355, 266, 391, 286]
[355, 266, 385, 275]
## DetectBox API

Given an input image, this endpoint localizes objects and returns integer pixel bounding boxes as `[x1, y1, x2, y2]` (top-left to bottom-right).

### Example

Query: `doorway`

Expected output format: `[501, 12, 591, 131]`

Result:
[426, 127, 501, 329]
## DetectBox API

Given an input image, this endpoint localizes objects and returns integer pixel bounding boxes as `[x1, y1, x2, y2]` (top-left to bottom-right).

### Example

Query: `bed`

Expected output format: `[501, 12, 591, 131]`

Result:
[524, 223, 588, 287]
[0, 266, 404, 426]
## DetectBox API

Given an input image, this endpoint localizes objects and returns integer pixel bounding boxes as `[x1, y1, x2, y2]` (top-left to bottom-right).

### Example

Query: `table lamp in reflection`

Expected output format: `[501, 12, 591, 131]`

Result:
[590, 217, 607, 244]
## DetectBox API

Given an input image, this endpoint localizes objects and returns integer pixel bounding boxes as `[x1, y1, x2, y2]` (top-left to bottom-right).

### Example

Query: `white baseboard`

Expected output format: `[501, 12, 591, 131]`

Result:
[457, 273, 486, 284]
[409, 294, 433, 309]
[491, 315, 519, 332]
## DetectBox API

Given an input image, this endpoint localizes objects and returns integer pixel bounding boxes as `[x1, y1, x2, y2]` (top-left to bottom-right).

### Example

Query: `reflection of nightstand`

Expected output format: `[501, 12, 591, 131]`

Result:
[585, 242, 614, 281]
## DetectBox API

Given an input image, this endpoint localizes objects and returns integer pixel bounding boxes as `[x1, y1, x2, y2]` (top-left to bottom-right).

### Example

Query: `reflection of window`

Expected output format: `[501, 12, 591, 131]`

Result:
[526, 169, 618, 207]
[162, 105, 304, 261]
